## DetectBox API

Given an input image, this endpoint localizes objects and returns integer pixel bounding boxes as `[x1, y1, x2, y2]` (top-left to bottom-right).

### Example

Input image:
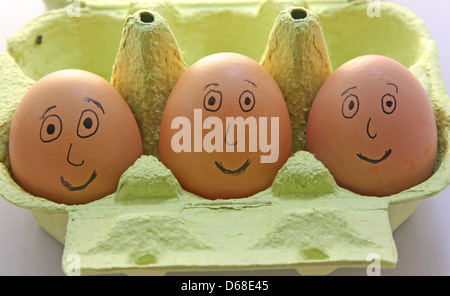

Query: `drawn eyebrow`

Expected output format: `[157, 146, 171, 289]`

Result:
[244, 79, 257, 88]
[386, 83, 398, 93]
[40, 105, 57, 120]
[85, 97, 105, 114]
[203, 83, 219, 91]
[341, 86, 357, 96]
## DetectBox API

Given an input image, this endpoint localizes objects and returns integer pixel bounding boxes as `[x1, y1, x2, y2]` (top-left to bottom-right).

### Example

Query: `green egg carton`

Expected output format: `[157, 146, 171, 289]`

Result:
[0, 0, 449, 275]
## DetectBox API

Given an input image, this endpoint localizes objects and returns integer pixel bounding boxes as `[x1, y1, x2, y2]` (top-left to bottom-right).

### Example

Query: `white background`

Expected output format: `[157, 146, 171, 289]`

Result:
[0, 0, 449, 276]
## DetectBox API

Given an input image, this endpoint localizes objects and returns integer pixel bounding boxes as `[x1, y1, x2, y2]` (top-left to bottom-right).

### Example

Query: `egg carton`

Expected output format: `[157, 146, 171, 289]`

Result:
[0, 0, 449, 275]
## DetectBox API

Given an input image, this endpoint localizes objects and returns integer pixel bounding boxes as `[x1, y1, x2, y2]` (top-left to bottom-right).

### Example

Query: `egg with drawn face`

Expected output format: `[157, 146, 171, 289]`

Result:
[305, 55, 438, 196]
[159, 53, 292, 199]
[9, 69, 143, 205]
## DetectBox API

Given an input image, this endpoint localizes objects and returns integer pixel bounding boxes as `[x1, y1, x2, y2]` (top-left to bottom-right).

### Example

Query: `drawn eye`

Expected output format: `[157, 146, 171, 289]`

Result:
[203, 90, 222, 112]
[77, 110, 99, 138]
[40, 115, 62, 143]
[239, 90, 256, 112]
[342, 94, 359, 119]
[382, 94, 396, 114]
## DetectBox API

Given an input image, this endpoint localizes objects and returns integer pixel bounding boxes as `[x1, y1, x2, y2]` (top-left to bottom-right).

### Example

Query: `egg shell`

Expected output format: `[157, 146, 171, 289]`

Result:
[9, 69, 143, 205]
[159, 53, 292, 199]
[305, 55, 438, 197]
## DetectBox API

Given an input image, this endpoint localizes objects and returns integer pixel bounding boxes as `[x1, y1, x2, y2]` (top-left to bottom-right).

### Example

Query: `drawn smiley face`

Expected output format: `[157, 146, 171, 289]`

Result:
[306, 55, 438, 197]
[202, 79, 258, 177]
[40, 97, 103, 193]
[341, 83, 397, 165]
[9, 70, 143, 205]
[159, 53, 292, 200]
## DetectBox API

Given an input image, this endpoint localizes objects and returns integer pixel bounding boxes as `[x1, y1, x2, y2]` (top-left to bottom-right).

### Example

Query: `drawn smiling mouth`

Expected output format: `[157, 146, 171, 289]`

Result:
[357, 149, 392, 164]
[60, 170, 97, 191]
[215, 159, 251, 176]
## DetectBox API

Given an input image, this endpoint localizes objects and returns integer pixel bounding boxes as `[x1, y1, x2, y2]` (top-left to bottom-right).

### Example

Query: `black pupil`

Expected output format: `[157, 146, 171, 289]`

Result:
[84, 117, 93, 129]
[47, 124, 55, 135]
[348, 100, 355, 110]
[386, 100, 393, 108]
[245, 97, 251, 105]
[208, 96, 216, 106]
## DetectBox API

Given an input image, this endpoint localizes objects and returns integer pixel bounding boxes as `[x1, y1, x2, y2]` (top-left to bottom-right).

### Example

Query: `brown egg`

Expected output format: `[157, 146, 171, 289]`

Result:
[9, 69, 143, 205]
[305, 55, 438, 196]
[159, 53, 292, 199]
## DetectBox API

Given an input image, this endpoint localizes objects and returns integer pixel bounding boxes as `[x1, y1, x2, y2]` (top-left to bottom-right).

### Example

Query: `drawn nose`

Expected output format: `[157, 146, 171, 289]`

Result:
[366, 117, 377, 139]
[67, 143, 85, 166]
[225, 123, 238, 146]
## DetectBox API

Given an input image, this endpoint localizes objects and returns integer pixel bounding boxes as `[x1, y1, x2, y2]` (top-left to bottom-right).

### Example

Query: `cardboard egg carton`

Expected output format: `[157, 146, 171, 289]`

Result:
[0, 0, 449, 275]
